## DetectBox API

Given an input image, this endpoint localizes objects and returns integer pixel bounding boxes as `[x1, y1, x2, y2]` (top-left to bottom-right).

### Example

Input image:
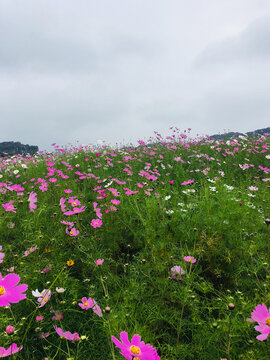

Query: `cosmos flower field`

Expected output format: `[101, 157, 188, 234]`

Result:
[0, 129, 269, 359]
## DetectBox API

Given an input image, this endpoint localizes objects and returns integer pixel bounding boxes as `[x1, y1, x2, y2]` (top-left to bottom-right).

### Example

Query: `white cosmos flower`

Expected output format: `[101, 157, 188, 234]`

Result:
[32, 289, 43, 297]
[56, 287, 65, 293]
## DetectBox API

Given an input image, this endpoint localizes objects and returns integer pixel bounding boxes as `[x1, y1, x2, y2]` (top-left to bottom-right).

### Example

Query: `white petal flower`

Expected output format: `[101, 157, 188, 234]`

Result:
[56, 287, 65, 293]
[32, 289, 43, 297]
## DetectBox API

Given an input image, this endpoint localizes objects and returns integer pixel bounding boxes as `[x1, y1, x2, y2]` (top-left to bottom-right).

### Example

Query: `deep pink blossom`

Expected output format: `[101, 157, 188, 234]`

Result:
[78, 296, 103, 316]
[95, 259, 104, 265]
[112, 331, 160, 360]
[0, 273, 28, 307]
[91, 219, 103, 228]
[66, 227, 79, 236]
[2, 201, 16, 213]
[251, 304, 270, 341]
[64, 206, 86, 215]
[5, 325, 15, 335]
[181, 179, 194, 185]
[0, 343, 23, 357]
[54, 327, 80, 341]
[78, 297, 94, 310]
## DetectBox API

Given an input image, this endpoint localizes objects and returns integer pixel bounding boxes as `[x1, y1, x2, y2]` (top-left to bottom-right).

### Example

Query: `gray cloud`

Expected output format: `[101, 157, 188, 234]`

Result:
[195, 15, 270, 67]
[1, 0, 270, 150]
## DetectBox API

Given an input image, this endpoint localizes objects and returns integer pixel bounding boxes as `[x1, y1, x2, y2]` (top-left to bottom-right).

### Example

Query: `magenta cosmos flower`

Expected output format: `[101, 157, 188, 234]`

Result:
[64, 206, 86, 215]
[251, 304, 270, 341]
[184, 256, 196, 263]
[94, 259, 104, 265]
[54, 327, 80, 341]
[78, 296, 94, 310]
[78, 296, 103, 316]
[0, 273, 28, 307]
[0, 343, 23, 357]
[2, 201, 16, 213]
[91, 219, 103, 228]
[112, 331, 160, 360]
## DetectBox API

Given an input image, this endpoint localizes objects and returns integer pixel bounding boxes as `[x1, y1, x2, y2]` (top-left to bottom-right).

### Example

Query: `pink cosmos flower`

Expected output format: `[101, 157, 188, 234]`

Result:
[68, 197, 81, 207]
[37, 289, 51, 308]
[184, 256, 196, 263]
[64, 189, 72, 194]
[95, 259, 104, 265]
[0, 246, 4, 264]
[92, 299, 103, 317]
[91, 219, 103, 228]
[112, 331, 160, 360]
[181, 179, 194, 186]
[251, 304, 270, 341]
[60, 197, 66, 212]
[66, 227, 79, 236]
[249, 186, 258, 191]
[78, 297, 94, 310]
[29, 191, 37, 212]
[124, 188, 139, 196]
[78, 296, 103, 316]
[0, 273, 28, 307]
[52, 311, 63, 321]
[23, 246, 37, 257]
[64, 206, 86, 215]
[39, 332, 50, 339]
[54, 327, 80, 342]
[2, 201, 16, 213]
[171, 265, 185, 280]
[36, 315, 43, 322]
[111, 199, 120, 206]
[0, 343, 23, 357]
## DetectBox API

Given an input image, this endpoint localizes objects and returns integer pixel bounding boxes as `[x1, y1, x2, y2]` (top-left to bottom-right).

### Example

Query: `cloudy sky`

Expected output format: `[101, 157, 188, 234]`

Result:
[1, 0, 270, 150]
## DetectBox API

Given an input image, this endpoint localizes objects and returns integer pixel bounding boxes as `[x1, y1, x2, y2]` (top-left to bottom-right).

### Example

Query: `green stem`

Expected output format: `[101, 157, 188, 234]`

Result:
[19, 266, 65, 350]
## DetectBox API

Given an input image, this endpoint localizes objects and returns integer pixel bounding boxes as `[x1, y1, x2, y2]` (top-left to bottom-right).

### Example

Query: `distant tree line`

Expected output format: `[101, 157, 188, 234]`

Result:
[210, 127, 270, 141]
[0, 141, 39, 156]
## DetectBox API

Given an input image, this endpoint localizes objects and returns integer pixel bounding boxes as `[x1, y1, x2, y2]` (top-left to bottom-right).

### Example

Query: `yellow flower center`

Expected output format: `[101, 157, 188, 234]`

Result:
[266, 318, 270, 326]
[130, 345, 140, 355]
[43, 298, 48, 303]
[73, 202, 77, 205]
[70, 232, 73, 235]
[134, 358, 139, 360]
[0, 286, 5, 295]
[84, 302, 88, 306]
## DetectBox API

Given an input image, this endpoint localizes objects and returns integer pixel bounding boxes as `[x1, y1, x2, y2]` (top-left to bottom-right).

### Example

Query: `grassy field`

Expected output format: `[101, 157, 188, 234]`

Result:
[0, 129, 269, 359]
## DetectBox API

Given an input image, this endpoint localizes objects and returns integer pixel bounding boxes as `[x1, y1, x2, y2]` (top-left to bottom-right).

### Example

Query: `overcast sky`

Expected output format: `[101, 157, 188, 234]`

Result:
[1, 0, 270, 150]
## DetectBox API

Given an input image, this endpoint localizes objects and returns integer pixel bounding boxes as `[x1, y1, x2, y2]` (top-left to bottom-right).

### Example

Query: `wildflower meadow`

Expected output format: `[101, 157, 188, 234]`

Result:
[0, 128, 269, 359]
